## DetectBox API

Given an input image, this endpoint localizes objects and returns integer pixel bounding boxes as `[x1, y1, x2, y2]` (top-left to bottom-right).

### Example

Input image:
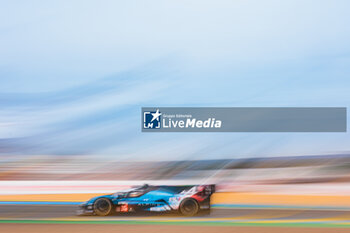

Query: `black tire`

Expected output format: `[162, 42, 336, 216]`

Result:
[179, 198, 199, 216]
[93, 198, 114, 216]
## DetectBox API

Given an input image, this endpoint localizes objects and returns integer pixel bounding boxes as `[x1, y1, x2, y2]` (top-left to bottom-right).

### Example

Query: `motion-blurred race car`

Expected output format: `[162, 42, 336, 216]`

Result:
[77, 184, 215, 216]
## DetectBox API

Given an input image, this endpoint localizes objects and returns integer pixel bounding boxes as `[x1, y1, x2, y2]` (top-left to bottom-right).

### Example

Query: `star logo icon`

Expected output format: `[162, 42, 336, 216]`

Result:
[151, 109, 162, 122]
[143, 109, 162, 129]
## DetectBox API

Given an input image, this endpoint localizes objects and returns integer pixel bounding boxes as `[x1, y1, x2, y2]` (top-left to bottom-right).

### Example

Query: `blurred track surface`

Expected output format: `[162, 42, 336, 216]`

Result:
[2, 223, 350, 233]
[0, 204, 350, 228]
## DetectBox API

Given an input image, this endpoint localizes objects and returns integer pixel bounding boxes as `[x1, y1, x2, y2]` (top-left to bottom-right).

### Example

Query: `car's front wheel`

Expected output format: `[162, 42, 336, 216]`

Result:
[179, 198, 199, 216]
[93, 198, 113, 216]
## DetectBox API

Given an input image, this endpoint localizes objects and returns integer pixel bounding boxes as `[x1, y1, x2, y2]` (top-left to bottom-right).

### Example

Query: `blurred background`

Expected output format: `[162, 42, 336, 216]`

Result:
[0, 0, 350, 209]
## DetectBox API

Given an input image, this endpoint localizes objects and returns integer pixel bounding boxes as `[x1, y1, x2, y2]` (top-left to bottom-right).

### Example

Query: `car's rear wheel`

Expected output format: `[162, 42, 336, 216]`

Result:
[179, 198, 199, 216]
[94, 198, 113, 216]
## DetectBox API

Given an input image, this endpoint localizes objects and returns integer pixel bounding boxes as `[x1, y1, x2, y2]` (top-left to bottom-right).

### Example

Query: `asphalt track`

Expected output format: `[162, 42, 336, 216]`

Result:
[1, 204, 350, 229]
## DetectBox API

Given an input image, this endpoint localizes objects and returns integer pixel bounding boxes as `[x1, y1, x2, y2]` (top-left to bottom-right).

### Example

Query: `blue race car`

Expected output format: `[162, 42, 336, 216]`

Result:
[77, 184, 215, 216]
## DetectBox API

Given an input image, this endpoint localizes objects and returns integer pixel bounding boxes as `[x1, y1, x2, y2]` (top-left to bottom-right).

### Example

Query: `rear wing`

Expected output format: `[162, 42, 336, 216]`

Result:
[178, 184, 216, 195]
[202, 184, 215, 195]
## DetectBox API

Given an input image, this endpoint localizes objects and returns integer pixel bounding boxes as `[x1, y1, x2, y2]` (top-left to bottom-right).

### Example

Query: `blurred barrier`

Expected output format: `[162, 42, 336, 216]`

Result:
[1, 192, 350, 209]
[212, 192, 350, 208]
[1, 180, 350, 195]
[0, 180, 206, 195]
[1, 154, 350, 209]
